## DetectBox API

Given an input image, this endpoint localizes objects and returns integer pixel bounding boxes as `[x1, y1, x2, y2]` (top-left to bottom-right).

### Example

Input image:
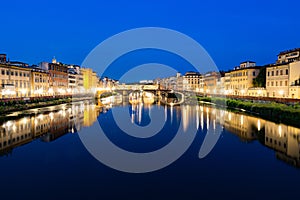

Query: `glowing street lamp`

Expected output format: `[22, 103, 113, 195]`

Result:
[258, 90, 262, 96]
[279, 90, 284, 97]
[21, 88, 27, 96]
[241, 89, 245, 96]
[48, 88, 54, 94]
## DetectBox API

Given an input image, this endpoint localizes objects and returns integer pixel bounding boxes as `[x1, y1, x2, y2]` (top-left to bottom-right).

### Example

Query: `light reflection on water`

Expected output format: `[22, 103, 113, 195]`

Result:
[0, 102, 300, 169]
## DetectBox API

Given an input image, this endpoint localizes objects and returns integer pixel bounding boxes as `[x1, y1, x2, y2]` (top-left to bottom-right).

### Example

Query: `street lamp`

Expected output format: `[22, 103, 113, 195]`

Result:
[258, 90, 262, 97]
[241, 89, 245, 96]
[21, 89, 27, 97]
[279, 90, 284, 97]
[48, 88, 54, 95]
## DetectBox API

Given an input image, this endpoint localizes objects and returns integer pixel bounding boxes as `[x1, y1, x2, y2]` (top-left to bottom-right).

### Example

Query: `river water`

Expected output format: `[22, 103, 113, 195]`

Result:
[0, 101, 299, 199]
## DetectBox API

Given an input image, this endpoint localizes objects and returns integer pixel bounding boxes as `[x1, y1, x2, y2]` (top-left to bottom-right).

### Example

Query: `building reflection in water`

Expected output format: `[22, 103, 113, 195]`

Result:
[1, 102, 300, 168]
[0, 102, 101, 155]
[162, 103, 300, 168]
[200, 105, 300, 168]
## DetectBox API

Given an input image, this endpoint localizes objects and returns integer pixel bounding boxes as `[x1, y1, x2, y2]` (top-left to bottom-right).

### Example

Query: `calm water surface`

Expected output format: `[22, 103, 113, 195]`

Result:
[0, 102, 299, 199]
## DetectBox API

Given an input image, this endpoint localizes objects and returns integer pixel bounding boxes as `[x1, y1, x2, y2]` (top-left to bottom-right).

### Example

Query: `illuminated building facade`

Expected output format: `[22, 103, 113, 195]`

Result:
[225, 61, 261, 96]
[183, 71, 202, 92]
[203, 71, 220, 94]
[48, 62, 68, 95]
[30, 68, 50, 97]
[0, 64, 31, 98]
[81, 68, 98, 93]
[266, 61, 300, 98]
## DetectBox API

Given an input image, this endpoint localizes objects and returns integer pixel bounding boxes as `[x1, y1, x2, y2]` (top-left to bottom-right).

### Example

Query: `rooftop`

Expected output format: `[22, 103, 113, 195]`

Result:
[228, 66, 262, 73]
[278, 48, 300, 56]
[184, 71, 201, 76]
[240, 60, 256, 64]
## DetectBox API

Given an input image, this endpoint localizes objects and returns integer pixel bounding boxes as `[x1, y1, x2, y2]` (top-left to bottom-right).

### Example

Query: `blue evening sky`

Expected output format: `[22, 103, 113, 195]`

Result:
[1, 0, 300, 80]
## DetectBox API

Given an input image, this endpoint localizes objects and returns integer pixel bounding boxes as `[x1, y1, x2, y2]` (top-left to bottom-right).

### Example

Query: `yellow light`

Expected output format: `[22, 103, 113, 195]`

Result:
[12, 125, 17, 132]
[278, 125, 282, 137]
[49, 112, 54, 120]
[279, 90, 284, 96]
[21, 89, 27, 95]
[22, 117, 28, 125]
[258, 90, 262, 95]
[48, 88, 54, 94]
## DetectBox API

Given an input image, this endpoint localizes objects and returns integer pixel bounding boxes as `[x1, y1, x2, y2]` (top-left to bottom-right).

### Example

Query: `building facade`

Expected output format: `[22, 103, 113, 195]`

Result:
[240, 61, 256, 68]
[30, 68, 50, 97]
[183, 72, 202, 92]
[48, 62, 68, 95]
[0, 54, 6, 63]
[266, 61, 300, 98]
[0, 64, 31, 98]
[226, 62, 261, 96]
[277, 48, 300, 64]
[203, 71, 220, 94]
[81, 68, 98, 93]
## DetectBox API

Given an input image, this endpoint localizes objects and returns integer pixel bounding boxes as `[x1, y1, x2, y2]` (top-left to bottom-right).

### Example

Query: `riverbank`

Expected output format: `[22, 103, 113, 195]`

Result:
[197, 96, 300, 128]
[0, 96, 94, 115]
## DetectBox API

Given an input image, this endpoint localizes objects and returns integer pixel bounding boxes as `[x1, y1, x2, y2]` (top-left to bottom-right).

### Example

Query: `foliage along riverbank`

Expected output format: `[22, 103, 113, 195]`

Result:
[0, 96, 93, 115]
[197, 96, 300, 128]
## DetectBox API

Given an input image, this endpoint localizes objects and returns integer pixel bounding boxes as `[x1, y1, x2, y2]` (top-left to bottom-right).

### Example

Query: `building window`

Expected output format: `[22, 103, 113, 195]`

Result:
[285, 81, 288, 86]
[280, 81, 282, 86]
[267, 71, 270, 76]
[276, 70, 278, 76]
[6, 71, 9, 75]
[253, 71, 256, 76]
[1, 70, 4, 75]
[271, 82, 274, 86]
[271, 71, 274, 76]
[276, 81, 278, 86]
[280, 70, 283, 75]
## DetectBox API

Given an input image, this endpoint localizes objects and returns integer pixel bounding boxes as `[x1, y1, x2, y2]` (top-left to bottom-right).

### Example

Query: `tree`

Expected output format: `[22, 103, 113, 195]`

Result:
[253, 67, 266, 87]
